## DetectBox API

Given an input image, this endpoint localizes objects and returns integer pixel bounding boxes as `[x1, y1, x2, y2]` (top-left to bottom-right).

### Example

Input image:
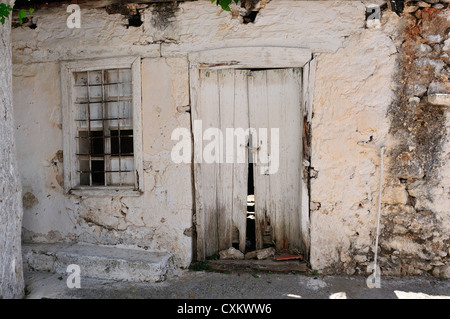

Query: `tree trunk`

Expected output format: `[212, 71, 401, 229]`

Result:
[0, 0, 24, 299]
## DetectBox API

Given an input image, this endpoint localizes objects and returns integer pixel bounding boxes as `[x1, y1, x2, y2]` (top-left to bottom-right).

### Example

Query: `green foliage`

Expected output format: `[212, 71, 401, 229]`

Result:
[211, 0, 239, 12]
[0, 3, 13, 25]
[207, 253, 219, 261]
[18, 8, 34, 25]
[17, 9, 27, 24]
[0, 4, 35, 25]
[189, 254, 218, 271]
[189, 260, 213, 272]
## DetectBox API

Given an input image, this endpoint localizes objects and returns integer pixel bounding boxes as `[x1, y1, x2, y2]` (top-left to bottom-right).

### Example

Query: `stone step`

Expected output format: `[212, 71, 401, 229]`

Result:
[22, 243, 174, 283]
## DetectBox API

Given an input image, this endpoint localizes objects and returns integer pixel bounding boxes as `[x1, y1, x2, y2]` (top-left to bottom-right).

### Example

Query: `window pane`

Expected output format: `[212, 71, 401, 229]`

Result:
[111, 130, 134, 156]
[91, 160, 105, 186]
[106, 172, 121, 186]
[90, 131, 104, 156]
[74, 86, 88, 103]
[79, 159, 90, 186]
[120, 83, 133, 98]
[76, 105, 88, 129]
[119, 101, 132, 118]
[104, 69, 118, 84]
[88, 71, 102, 85]
[89, 86, 102, 102]
[120, 101, 133, 127]
[105, 83, 119, 100]
[74, 72, 88, 86]
[78, 131, 90, 154]
[121, 158, 135, 186]
[107, 102, 118, 119]
[118, 68, 132, 83]
[110, 157, 134, 186]
[90, 103, 103, 120]
[78, 131, 104, 155]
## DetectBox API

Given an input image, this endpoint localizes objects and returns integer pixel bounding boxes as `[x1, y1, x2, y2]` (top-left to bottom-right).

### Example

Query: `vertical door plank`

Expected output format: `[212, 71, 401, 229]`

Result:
[266, 69, 286, 251]
[190, 67, 205, 260]
[199, 69, 220, 257]
[217, 69, 235, 251]
[284, 69, 303, 251]
[267, 68, 303, 252]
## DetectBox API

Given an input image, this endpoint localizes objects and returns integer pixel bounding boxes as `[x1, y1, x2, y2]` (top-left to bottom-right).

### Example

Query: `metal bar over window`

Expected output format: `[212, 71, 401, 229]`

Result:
[74, 67, 135, 187]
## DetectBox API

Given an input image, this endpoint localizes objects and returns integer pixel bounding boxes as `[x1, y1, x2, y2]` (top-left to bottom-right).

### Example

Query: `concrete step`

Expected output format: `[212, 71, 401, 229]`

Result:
[22, 243, 174, 283]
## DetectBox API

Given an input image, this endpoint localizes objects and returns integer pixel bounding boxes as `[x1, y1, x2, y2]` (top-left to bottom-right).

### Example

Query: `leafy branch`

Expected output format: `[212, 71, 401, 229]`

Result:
[0, 3, 13, 24]
[211, 0, 239, 12]
[18, 8, 34, 24]
[0, 3, 34, 25]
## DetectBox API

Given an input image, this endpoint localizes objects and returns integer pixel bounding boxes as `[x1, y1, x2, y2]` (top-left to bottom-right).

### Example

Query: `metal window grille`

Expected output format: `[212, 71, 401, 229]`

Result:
[73, 68, 135, 187]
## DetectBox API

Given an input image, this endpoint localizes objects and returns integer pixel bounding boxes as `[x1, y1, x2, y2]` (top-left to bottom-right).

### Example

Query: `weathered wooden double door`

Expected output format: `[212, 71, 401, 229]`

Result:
[192, 68, 305, 260]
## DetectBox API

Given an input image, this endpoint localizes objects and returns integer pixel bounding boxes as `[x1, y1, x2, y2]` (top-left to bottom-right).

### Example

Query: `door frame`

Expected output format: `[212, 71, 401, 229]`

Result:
[188, 46, 316, 261]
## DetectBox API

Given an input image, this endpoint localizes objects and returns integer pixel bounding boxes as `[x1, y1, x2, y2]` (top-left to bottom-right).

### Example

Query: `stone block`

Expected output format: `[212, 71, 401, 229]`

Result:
[22, 243, 174, 282]
[219, 247, 245, 260]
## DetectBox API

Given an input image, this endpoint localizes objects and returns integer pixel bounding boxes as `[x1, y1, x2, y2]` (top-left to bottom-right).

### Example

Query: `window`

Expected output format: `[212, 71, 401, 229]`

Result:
[61, 57, 143, 195]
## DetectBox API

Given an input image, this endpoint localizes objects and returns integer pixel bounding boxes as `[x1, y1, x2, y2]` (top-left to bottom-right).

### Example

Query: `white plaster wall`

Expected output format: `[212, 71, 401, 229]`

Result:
[12, 1, 367, 64]
[309, 11, 399, 272]
[13, 62, 79, 241]
[160, 0, 366, 56]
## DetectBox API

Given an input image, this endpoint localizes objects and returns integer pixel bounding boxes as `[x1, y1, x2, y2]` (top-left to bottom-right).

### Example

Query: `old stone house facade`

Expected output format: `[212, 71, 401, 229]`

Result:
[11, 0, 450, 279]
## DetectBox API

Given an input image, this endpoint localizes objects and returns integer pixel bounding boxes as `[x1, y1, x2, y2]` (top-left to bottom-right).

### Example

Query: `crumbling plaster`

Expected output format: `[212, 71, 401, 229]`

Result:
[13, 56, 194, 268]
[11, 0, 449, 275]
[310, 9, 400, 274]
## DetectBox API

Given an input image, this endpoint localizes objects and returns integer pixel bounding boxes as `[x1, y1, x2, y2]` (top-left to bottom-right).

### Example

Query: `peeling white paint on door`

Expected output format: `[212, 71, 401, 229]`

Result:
[192, 67, 305, 260]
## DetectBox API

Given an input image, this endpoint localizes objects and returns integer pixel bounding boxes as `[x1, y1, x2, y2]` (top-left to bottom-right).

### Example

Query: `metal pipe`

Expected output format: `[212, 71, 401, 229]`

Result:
[367, 145, 385, 289]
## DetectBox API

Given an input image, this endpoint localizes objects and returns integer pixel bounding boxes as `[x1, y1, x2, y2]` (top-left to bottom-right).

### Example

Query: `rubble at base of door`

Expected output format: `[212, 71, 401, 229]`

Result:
[218, 247, 278, 260]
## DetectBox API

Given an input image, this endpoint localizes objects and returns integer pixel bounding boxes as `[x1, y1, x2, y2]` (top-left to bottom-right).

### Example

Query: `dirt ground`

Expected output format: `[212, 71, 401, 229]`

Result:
[24, 270, 450, 299]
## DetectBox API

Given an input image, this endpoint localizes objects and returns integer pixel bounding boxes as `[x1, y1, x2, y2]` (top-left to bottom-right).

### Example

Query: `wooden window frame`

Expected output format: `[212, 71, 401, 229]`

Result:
[61, 57, 143, 196]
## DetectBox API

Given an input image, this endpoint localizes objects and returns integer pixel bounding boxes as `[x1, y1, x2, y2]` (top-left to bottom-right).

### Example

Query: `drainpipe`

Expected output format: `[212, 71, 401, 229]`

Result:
[367, 146, 385, 289]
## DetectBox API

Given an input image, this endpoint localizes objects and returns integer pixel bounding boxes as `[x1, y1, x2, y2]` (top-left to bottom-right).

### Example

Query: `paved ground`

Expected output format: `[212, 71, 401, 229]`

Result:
[24, 270, 450, 299]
